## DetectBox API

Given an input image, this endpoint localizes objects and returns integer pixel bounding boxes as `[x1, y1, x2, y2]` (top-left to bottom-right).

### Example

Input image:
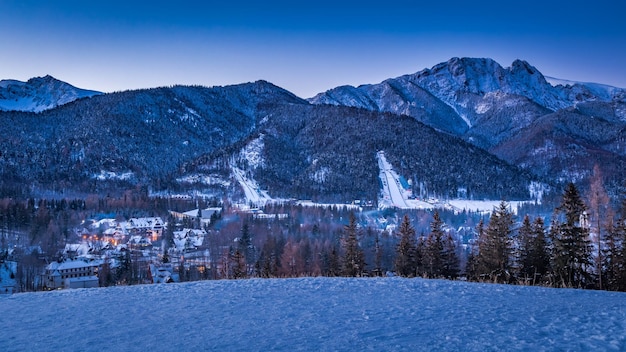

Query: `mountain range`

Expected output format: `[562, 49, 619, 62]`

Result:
[0, 58, 623, 201]
[311, 58, 626, 192]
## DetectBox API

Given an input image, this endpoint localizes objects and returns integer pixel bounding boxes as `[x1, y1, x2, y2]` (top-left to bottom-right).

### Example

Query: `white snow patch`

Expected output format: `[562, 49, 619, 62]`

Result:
[176, 174, 231, 187]
[310, 165, 330, 183]
[475, 101, 491, 114]
[2, 277, 625, 351]
[529, 181, 549, 203]
[447, 200, 528, 215]
[239, 135, 266, 169]
[296, 200, 362, 211]
[93, 171, 134, 181]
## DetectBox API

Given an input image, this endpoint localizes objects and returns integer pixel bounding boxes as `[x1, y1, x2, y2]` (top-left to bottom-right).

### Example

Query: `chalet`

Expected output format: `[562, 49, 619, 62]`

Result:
[173, 228, 207, 251]
[127, 235, 152, 248]
[170, 207, 222, 227]
[45, 259, 102, 290]
[149, 263, 179, 284]
[117, 217, 164, 240]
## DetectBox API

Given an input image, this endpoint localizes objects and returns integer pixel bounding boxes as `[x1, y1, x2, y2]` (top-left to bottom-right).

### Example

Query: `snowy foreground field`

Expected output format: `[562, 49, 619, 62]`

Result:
[1, 278, 626, 351]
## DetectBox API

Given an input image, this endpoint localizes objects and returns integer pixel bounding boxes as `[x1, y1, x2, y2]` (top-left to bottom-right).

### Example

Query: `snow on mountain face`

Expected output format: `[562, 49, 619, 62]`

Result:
[310, 57, 625, 129]
[0, 75, 101, 112]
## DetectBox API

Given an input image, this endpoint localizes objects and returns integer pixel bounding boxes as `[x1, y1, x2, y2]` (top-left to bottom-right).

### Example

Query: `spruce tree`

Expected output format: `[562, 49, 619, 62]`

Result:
[603, 199, 626, 291]
[423, 211, 445, 278]
[394, 214, 416, 277]
[530, 217, 550, 282]
[517, 214, 534, 280]
[465, 218, 484, 281]
[550, 183, 592, 288]
[476, 201, 514, 282]
[342, 213, 365, 277]
[517, 215, 550, 284]
[415, 236, 425, 277]
[231, 249, 247, 279]
[373, 234, 383, 277]
[441, 232, 460, 279]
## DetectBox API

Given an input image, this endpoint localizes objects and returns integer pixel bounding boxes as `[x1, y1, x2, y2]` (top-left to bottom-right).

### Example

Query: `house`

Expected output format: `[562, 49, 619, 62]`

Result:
[127, 235, 152, 248]
[149, 263, 179, 284]
[173, 228, 207, 251]
[170, 207, 222, 227]
[45, 259, 102, 290]
[117, 217, 164, 241]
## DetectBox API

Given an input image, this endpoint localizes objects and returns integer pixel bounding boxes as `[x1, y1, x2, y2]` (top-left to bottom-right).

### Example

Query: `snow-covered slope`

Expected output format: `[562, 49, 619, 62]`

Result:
[1, 277, 625, 351]
[0, 75, 101, 112]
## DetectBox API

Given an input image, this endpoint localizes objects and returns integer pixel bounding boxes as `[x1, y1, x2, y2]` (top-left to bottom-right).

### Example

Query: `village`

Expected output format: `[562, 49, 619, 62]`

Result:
[0, 205, 223, 292]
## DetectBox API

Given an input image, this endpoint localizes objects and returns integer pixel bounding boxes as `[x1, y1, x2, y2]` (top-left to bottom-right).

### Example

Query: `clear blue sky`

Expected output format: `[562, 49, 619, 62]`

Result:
[1, 0, 624, 98]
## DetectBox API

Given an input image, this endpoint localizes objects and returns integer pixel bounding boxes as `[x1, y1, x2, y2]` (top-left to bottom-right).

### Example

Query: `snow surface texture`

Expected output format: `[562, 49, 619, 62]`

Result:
[1, 277, 625, 351]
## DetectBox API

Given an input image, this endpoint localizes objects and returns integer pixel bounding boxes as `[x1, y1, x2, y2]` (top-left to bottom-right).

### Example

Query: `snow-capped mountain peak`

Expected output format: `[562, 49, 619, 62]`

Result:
[0, 75, 101, 112]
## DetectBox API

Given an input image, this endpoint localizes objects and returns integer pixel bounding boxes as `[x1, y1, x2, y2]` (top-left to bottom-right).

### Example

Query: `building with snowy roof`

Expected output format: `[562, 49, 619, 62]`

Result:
[45, 259, 102, 290]
[173, 228, 207, 251]
[170, 207, 221, 227]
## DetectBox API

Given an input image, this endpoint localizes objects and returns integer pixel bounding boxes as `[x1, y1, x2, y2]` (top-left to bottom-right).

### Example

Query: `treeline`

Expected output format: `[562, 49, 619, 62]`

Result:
[211, 182, 626, 292]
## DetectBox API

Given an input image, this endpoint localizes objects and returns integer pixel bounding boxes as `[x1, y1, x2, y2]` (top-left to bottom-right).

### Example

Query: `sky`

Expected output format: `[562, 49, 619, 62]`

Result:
[1, 0, 625, 98]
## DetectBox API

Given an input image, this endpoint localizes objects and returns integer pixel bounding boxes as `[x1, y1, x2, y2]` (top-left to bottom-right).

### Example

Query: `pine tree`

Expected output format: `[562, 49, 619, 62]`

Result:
[415, 236, 425, 277]
[604, 199, 626, 291]
[441, 232, 460, 279]
[326, 245, 340, 277]
[373, 234, 383, 277]
[231, 249, 247, 279]
[465, 218, 484, 281]
[394, 214, 416, 277]
[530, 217, 550, 282]
[342, 213, 365, 277]
[423, 211, 445, 278]
[476, 201, 514, 282]
[550, 183, 592, 288]
[239, 222, 255, 264]
[517, 215, 550, 284]
[517, 214, 534, 280]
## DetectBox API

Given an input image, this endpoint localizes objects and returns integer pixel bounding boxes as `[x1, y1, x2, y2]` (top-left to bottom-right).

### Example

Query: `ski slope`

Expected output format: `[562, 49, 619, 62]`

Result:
[377, 151, 433, 209]
[231, 166, 272, 206]
[378, 151, 409, 208]
[1, 277, 625, 351]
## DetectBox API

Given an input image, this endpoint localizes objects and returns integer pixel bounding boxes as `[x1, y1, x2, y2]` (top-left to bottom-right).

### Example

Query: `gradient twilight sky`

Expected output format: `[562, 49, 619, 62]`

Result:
[1, 0, 624, 98]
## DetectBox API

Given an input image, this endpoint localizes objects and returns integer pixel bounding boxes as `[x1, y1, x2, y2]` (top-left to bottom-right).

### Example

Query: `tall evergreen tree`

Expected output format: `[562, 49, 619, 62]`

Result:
[517, 215, 550, 284]
[394, 215, 416, 277]
[603, 198, 626, 291]
[550, 183, 592, 288]
[342, 212, 365, 277]
[373, 234, 383, 277]
[517, 214, 534, 279]
[423, 211, 445, 278]
[465, 218, 484, 281]
[231, 249, 247, 279]
[476, 201, 514, 282]
[441, 232, 460, 279]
